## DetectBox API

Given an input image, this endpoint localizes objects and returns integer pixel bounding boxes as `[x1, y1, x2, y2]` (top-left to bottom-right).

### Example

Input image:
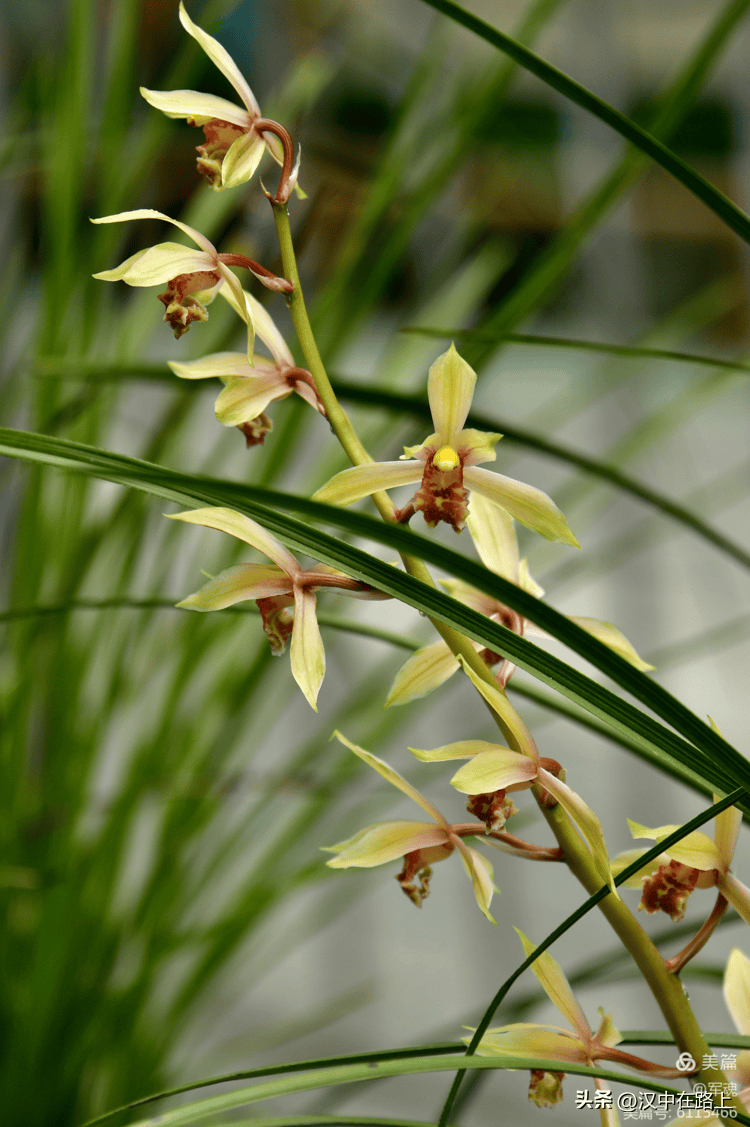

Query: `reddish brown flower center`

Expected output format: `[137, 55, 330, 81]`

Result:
[412, 450, 468, 532]
[396, 850, 433, 907]
[466, 789, 518, 833]
[158, 270, 221, 338]
[256, 594, 294, 654]
[238, 412, 273, 447]
[193, 118, 248, 187]
[640, 859, 700, 922]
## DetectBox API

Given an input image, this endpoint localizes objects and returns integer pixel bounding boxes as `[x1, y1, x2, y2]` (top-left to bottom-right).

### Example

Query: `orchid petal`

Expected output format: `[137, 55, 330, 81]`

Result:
[93, 243, 212, 287]
[458, 428, 502, 466]
[409, 739, 500, 763]
[243, 291, 294, 366]
[720, 874, 750, 927]
[221, 130, 266, 189]
[541, 770, 614, 892]
[168, 352, 255, 380]
[91, 208, 215, 254]
[457, 656, 539, 761]
[214, 374, 289, 425]
[516, 929, 591, 1040]
[427, 344, 477, 446]
[473, 1024, 586, 1063]
[385, 641, 460, 707]
[313, 461, 423, 507]
[610, 848, 665, 887]
[168, 507, 300, 577]
[724, 949, 750, 1035]
[627, 819, 722, 871]
[216, 263, 254, 357]
[714, 800, 742, 868]
[466, 493, 519, 581]
[323, 821, 451, 867]
[463, 466, 580, 547]
[567, 616, 654, 672]
[453, 838, 496, 922]
[139, 87, 251, 128]
[518, 558, 545, 597]
[450, 749, 538, 795]
[333, 731, 449, 829]
[594, 1011, 622, 1049]
[176, 564, 291, 610]
[178, 1, 260, 115]
[290, 587, 325, 710]
[440, 578, 496, 616]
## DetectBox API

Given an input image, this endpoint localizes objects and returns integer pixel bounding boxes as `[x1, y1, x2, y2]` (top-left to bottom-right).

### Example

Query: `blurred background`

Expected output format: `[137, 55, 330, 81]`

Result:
[1, 0, 749, 1123]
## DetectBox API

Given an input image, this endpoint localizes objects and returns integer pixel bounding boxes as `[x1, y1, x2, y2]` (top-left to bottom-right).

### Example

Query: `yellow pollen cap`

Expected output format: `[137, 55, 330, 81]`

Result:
[434, 446, 460, 472]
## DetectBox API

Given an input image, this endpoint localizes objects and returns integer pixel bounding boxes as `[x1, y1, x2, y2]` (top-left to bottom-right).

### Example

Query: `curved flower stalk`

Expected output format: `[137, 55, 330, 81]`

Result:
[92, 209, 259, 346]
[313, 345, 579, 543]
[322, 732, 498, 921]
[169, 508, 386, 710]
[141, 2, 300, 196]
[387, 494, 652, 706]
[168, 288, 323, 441]
[612, 800, 750, 925]
[470, 930, 677, 1114]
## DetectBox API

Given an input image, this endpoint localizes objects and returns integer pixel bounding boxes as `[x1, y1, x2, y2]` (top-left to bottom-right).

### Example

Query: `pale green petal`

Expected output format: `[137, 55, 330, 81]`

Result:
[93, 242, 211, 286]
[457, 656, 539, 761]
[714, 802, 742, 868]
[290, 588, 325, 711]
[541, 770, 614, 893]
[91, 208, 215, 254]
[450, 749, 537, 795]
[724, 948, 750, 1035]
[139, 87, 250, 127]
[454, 839, 496, 922]
[168, 507, 300, 577]
[720, 874, 750, 927]
[216, 264, 254, 357]
[243, 291, 294, 365]
[179, 1, 260, 115]
[464, 466, 580, 547]
[473, 1024, 586, 1063]
[313, 461, 423, 507]
[214, 374, 289, 425]
[458, 428, 502, 467]
[385, 640, 459, 707]
[627, 819, 722, 871]
[176, 563, 290, 610]
[333, 731, 448, 828]
[410, 739, 499, 763]
[518, 558, 545, 598]
[516, 929, 591, 1040]
[222, 131, 266, 189]
[466, 493, 519, 581]
[567, 616, 654, 672]
[594, 1011, 622, 1049]
[168, 352, 253, 380]
[323, 821, 450, 867]
[427, 344, 477, 446]
[610, 848, 664, 888]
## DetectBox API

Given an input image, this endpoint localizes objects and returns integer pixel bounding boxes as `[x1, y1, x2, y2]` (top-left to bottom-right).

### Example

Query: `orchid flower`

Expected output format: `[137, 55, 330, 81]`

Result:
[322, 732, 497, 921]
[313, 345, 579, 543]
[169, 508, 385, 710]
[470, 930, 674, 1115]
[387, 494, 652, 707]
[92, 208, 258, 348]
[141, 2, 300, 195]
[612, 798, 750, 925]
[168, 288, 322, 443]
[409, 656, 613, 892]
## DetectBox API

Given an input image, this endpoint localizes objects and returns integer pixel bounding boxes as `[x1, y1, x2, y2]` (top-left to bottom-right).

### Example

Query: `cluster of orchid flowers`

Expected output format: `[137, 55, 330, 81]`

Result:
[93, 5, 750, 1120]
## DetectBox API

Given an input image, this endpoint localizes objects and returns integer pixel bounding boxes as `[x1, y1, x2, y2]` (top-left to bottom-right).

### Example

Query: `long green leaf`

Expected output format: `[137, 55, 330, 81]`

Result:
[419, 0, 750, 247]
[0, 428, 745, 799]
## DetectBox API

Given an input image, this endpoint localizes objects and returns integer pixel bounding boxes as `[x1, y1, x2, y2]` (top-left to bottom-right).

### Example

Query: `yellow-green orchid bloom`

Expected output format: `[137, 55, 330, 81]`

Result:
[313, 345, 579, 543]
[470, 930, 674, 1113]
[386, 494, 652, 707]
[322, 732, 497, 921]
[92, 208, 254, 347]
[612, 801, 750, 924]
[169, 508, 384, 710]
[140, 3, 299, 193]
[168, 288, 322, 441]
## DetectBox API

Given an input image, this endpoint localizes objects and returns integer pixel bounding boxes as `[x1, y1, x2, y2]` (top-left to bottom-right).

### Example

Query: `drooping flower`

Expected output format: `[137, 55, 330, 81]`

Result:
[313, 345, 579, 543]
[169, 508, 385, 710]
[92, 209, 255, 347]
[168, 288, 323, 437]
[387, 494, 652, 706]
[612, 796, 750, 925]
[470, 930, 675, 1113]
[141, 2, 299, 194]
[322, 731, 497, 921]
